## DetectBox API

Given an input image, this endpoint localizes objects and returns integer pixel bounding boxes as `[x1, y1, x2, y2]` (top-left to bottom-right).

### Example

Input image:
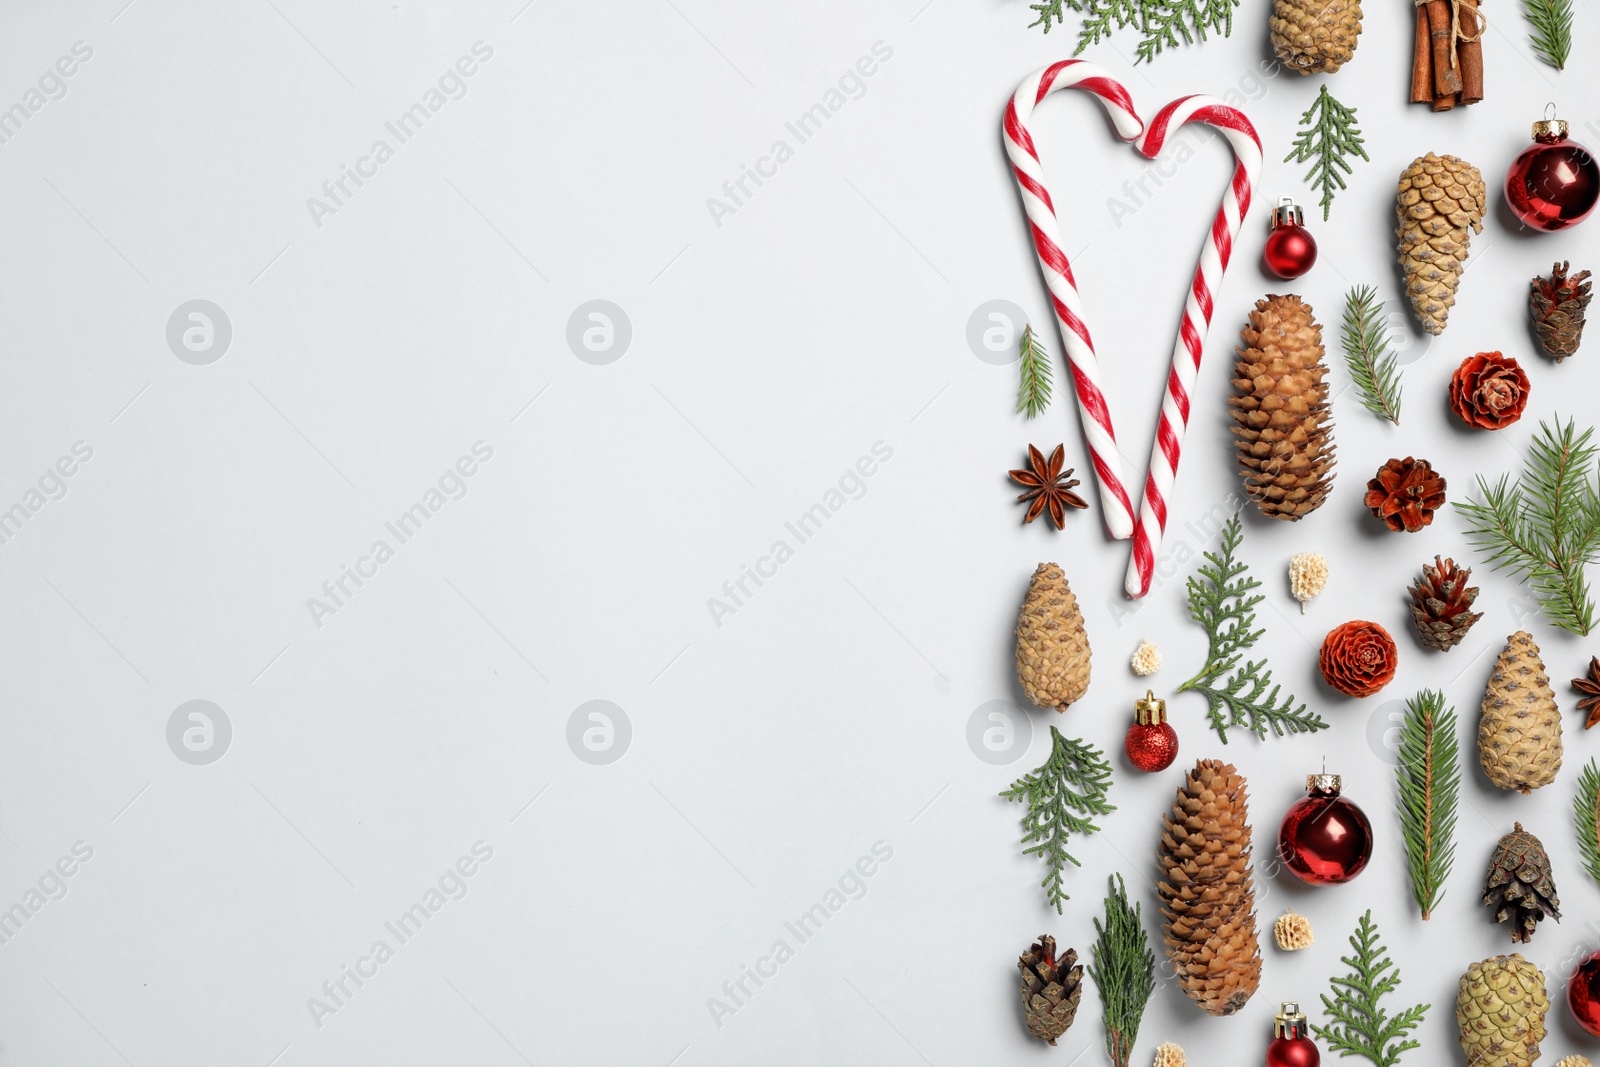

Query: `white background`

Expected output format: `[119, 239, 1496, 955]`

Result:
[0, 1, 1597, 1065]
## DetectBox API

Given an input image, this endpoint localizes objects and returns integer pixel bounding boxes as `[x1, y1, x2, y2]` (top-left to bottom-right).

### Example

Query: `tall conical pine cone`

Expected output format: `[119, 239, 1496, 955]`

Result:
[1018, 935, 1083, 1044]
[1483, 822, 1561, 944]
[1016, 564, 1091, 712]
[1479, 631, 1562, 793]
[1230, 294, 1336, 520]
[1158, 759, 1262, 1017]
[1270, 0, 1362, 72]
[1408, 556, 1483, 651]
[1397, 153, 1486, 335]
[1531, 261, 1591, 361]
[1457, 955, 1548, 1067]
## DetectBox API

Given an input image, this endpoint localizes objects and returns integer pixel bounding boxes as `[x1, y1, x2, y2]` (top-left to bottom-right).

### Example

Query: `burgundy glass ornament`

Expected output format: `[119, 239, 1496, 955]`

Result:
[1264, 197, 1318, 278]
[1505, 111, 1600, 232]
[1278, 773, 1372, 885]
[1266, 1001, 1321, 1067]
[1571, 949, 1600, 1038]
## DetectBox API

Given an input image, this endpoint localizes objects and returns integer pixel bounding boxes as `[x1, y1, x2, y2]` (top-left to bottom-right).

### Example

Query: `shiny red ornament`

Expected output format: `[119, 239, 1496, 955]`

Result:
[1278, 773, 1373, 885]
[1571, 949, 1600, 1038]
[1124, 690, 1178, 772]
[1505, 112, 1600, 232]
[1267, 1001, 1321, 1067]
[1264, 197, 1318, 279]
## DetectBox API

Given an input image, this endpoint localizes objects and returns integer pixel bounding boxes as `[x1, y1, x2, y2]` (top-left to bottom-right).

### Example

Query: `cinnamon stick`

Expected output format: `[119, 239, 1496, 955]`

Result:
[1427, 0, 1464, 96]
[1459, 0, 1484, 103]
[1433, 91, 1459, 111]
[1411, 6, 1434, 103]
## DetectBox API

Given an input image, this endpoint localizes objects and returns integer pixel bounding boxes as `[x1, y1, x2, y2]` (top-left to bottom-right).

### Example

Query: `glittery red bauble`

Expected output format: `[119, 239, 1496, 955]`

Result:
[1125, 721, 1178, 772]
[1278, 776, 1373, 885]
[1266, 1036, 1321, 1067]
[1264, 224, 1318, 279]
[1506, 124, 1600, 232]
[1570, 949, 1600, 1037]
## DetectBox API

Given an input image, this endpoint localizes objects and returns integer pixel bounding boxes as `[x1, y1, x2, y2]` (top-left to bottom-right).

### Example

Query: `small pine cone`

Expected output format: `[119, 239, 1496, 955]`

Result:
[1018, 935, 1083, 1044]
[1457, 955, 1549, 1067]
[1365, 457, 1446, 533]
[1450, 351, 1530, 430]
[1397, 153, 1486, 335]
[1131, 638, 1162, 677]
[1274, 910, 1314, 950]
[1015, 564, 1092, 712]
[1483, 822, 1561, 943]
[1320, 620, 1398, 697]
[1408, 556, 1482, 652]
[1270, 0, 1362, 73]
[1479, 631, 1563, 793]
[1531, 261, 1591, 361]
[1154, 1042, 1187, 1067]
[1288, 552, 1328, 613]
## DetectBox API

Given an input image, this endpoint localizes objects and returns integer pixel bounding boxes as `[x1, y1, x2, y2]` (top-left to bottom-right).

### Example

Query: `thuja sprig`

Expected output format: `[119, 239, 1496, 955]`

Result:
[1030, 0, 1240, 64]
[1176, 514, 1329, 743]
[999, 727, 1115, 913]
[1088, 874, 1156, 1067]
[1284, 86, 1370, 221]
[1395, 690, 1460, 919]
[1312, 910, 1430, 1067]
[1576, 758, 1600, 887]
[1017, 323, 1054, 418]
[1522, 0, 1573, 69]
[1341, 286, 1402, 425]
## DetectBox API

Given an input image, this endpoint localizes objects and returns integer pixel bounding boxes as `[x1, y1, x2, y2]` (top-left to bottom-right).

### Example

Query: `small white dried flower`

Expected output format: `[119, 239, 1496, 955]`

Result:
[1288, 552, 1329, 613]
[1130, 638, 1162, 677]
[1153, 1042, 1186, 1067]
[1274, 909, 1314, 950]
[1556, 1057, 1594, 1067]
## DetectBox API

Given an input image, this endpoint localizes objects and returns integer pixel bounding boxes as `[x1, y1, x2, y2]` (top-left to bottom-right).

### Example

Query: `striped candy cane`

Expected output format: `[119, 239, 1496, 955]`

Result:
[1003, 61, 1262, 599]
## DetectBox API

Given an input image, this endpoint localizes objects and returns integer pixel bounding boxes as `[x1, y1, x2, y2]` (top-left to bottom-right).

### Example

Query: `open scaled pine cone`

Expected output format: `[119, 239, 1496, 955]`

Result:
[1450, 352, 1530, 430]
[1320, 620, 1398, 697]
[1365, 457, 1445, 532]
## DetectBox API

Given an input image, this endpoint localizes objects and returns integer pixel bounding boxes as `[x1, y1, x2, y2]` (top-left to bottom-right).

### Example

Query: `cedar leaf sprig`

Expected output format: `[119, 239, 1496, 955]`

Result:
[1340, 286, 1402, 424]
[999, 726, 1116, 913]
[1089, 874, 1156, 1067]
[1176, 515, 1329, 743]
[1284, 86, 1370, 221]
[1456, 417, 1600, 635]
[1031, 0, 1239, 63]
[1395, 690, 1460, 919]
[1312, 910, 1430, 1067]
[1523, 0, 1573, 69]
[1576, 758, 1600, 887]
[1017, 324, 1054, 418]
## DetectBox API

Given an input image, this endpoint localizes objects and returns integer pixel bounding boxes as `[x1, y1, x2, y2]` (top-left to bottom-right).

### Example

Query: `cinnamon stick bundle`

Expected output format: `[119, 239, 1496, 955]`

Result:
[1409, 0, 1483, 109]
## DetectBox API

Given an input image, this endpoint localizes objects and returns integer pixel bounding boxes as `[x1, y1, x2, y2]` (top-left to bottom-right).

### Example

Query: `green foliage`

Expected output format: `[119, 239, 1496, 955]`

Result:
[1176, 515, 1328, 742]
[999, 727, 1115, 913]
[1089, 874, 1156, 1067]
[1284, 86, 1369, 221]
[1340, 286, 1402, 425]
[1029, 0, 1239, 63]
[1028, 0, 1073, 32]
[1395, 691, 1460, 920]
[1522, 0, 1572, 69]
[1456, 417, 1600, 635]
[1577, 758, 1600, 887]
[1313, 911, 1430, 1067]
[1017, 324, 1054, 419]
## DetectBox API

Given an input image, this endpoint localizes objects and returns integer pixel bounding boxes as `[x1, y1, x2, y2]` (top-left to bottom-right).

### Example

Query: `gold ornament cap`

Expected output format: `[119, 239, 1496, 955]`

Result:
[1275, 1001, 1310, 1040]
[1534, 105, 1568, 143]
[1134, 689, 1167, 726]
[1307, 772, 1342, 794]
[1270, 195, 1304, 229]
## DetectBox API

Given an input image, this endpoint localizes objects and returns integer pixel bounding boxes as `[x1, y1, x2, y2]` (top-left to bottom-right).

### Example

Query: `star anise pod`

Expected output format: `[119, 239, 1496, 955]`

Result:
[1009, 444, 1087, 530]
[1574, 656, 1600, 729]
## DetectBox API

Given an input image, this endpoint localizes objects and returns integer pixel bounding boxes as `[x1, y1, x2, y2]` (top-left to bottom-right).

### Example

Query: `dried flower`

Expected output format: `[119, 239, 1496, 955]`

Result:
[1320, 620, 1399, 697]
[1449, 351, 1530, 430]
[1131, 639, 1162, 676]
[1274, 909, 1314, 950]
[1288, 552, 1329, 613]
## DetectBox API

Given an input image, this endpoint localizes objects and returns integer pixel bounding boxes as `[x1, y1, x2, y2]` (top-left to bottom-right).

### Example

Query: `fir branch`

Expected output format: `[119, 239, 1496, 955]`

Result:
[1395, 690, 1460, 920]
[1088, 874, 1156, 1067]
[1456, 417, 1600, 636]
[1284, 86, 1370, 221]
[1176, 514, 1329, 743]
[1029, 0, 1082, 32]
[999, 727, 1116, 913]
[1312, 911, 1430, 1067]
[1523, 0, 1573, 69]
[1017, 324, 1054, 418]
[1340, 285, 1402, 425]
[1577, 758, 1600, 887]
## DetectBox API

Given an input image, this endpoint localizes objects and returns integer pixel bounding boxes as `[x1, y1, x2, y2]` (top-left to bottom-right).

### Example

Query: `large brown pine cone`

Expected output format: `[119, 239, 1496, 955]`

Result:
[1365, 457, 1445, 532]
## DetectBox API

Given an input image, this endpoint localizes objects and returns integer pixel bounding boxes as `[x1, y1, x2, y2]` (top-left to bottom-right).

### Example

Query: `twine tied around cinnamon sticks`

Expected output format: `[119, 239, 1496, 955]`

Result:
[1411, 0, 1484, 110]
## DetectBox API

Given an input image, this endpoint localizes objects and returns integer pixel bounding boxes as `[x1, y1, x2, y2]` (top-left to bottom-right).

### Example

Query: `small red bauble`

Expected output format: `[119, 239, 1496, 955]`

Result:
[1264, 197, 1318, 279]
[1278, 773, 1373, 885]
[1571, 949, 1600, 1037]
[1505, 112, 1600, 232]
[1267, 1001, 1321, 1067]
[1124, 690, 1178, 773]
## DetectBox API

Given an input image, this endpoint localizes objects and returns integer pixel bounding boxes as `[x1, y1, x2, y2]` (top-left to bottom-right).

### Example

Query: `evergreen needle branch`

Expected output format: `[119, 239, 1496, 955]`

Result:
[1089, 874, 1156, 1067]
[1577, 758, 1600, 887]
[1284, 86, 1370, 221]
[1312, 910, 1430, 1067]
[1340, 286, 1402, 424]
[1395, 690, 1460, 919]
[1017, 324, 1055, 418]
[999, 727, 1116, 913]
[1522, 0, 1573, 69]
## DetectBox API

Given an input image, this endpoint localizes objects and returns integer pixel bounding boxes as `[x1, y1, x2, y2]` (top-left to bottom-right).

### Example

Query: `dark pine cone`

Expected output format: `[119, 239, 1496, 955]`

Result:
[1530, 261, 1591, 362]
[1408, 556, 1483, 652]
[1483, 822, 1561, 943]
[1018, 934, 1083, 1044]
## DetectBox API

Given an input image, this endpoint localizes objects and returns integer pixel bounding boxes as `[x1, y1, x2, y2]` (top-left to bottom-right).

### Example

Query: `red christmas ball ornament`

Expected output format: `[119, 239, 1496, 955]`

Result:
[1278, 772, 1373, 885]
[1505, 108, 1600, 232]
[1571, 949, 1600, 1037]
[1124, 690, 1178, 773]
[1266, 1001, 1321, 1067]
[1264, 197, 1318, 279]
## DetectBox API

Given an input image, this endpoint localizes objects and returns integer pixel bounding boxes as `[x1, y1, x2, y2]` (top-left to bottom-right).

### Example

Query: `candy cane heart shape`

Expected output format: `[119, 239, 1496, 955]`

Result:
[1002, 61, 1262, 599]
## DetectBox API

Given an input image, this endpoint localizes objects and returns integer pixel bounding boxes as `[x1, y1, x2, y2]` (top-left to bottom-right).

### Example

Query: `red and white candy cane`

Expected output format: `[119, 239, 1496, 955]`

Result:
[1003, 60, 1262, 599]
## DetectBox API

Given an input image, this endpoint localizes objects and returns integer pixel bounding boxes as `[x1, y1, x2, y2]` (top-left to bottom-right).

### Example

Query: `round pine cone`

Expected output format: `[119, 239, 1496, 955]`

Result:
[1365, 457, 1446, 533]
[1320, 620, 1398, 697]
[1450, 352, 1530, 430]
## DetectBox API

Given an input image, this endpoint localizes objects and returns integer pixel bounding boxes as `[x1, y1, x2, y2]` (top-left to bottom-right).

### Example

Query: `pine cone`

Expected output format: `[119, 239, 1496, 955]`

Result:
[1270, 0, 1362, 72]
[1531, 261, 1591, 361]
[1229, 294, 1336, 520]
[1484, 822, 1561, 943]
[1479, 631, 1563, 794]
[1365, 457, 1445, 532]
[1274, 910, 1314, 950]
[1408, 556, 1483, 652]
[1397, 153, 1486, 335]
[1154, 1043, 1187, 1067]
[1158, 759, 1262, 1017]
[1450, 352, 1531, 430]
[1319, 620, 1398, 697]
[1457, 955, 1548, 1067]
[1015, 564, 1091, 711]
[1018, 934, 1083, 1044]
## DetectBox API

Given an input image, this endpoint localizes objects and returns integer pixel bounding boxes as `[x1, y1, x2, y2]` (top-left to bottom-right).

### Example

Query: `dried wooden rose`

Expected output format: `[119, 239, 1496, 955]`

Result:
[1449, 351, 1530, 430]
[1319, 620, 1398, 697]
